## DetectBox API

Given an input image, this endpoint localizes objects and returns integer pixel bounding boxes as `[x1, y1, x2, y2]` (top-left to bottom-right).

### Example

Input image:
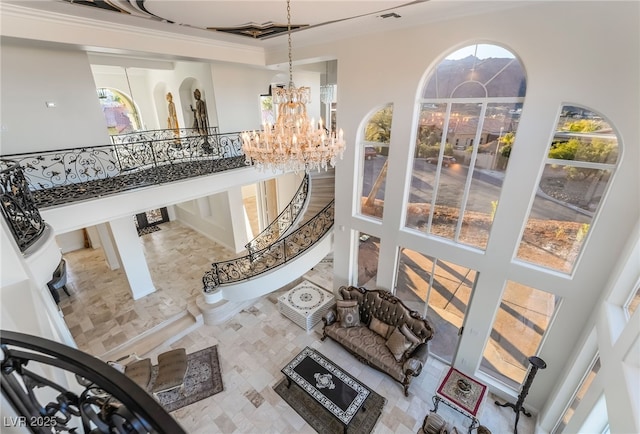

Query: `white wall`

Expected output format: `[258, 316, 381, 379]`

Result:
[326, 0, 639, 424]
[0, 44, 109, 153]
[174, 189, 249, 253]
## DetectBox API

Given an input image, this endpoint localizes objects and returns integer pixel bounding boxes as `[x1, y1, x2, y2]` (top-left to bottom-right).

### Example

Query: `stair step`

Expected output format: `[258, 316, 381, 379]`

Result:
[99, 309, 202, 362]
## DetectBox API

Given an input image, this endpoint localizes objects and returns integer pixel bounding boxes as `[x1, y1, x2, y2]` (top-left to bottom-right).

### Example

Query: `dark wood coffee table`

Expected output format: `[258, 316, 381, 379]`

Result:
[281, 347, 371, 433]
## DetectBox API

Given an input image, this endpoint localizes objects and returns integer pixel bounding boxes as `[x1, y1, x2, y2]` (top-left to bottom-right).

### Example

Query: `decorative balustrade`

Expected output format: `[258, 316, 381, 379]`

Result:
[0, 159, 46, 252]
[245, 174, 309, 255]
[203, 200, 334, 292]
[1, 330, 185, 434]
[1, 129, 246, 207]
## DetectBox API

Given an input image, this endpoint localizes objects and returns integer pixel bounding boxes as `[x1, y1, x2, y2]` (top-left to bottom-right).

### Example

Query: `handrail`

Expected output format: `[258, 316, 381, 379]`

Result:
[110, 127, 219, 145]
[1, 330, 186, 434]
[245, 173, 309, 255]
[1, 129, 247, 208]
[203, 200, 334, 292]
[0, 159, 46, 252]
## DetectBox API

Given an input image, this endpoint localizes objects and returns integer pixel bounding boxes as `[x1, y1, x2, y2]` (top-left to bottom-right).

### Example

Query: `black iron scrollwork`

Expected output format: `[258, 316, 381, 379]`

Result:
[1, 129, 246, 208]
[1, 330, 185, 434]
[203, 201, 334, 293]
[246, 174, 309, 255]
[0, 159, 46, 252]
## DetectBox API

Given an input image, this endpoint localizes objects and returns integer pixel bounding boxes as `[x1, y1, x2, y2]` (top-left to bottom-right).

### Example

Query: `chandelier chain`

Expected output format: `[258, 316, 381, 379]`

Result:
[287, 0, 293, 86]
[240, 0, 345, 173]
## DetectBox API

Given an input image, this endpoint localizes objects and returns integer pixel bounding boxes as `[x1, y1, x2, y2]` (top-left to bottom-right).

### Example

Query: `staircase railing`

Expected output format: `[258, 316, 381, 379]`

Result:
[245, 174, 309, 256]
[203, 200, 334, 292]
[1, 128, 246, 208]
[0, 159, 46, 252]
[1, 330, 185, 434]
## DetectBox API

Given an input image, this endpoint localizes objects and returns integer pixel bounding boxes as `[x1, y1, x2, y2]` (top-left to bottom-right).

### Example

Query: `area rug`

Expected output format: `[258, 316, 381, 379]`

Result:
[274, 378, 386, 434]
[150, 345, 223, 412]
[137, 225, 161, 237]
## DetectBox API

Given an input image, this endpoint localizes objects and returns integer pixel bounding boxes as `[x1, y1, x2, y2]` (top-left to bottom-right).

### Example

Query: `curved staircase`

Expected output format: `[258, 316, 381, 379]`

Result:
[201, 169, 335, 311]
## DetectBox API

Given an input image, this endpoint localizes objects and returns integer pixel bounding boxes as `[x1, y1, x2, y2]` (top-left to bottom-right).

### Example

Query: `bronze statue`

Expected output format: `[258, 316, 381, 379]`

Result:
[166, 92, 179, 135]
[193, 88, 209, 135]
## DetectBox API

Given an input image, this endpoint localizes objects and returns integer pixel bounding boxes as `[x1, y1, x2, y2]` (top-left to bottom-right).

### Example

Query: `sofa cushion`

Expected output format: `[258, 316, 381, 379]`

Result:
[324, 323, 405, 381]
[369, 316, 391, 338]
[400, 323, 421, 357]
[386, 327, 411, 362]
[337, 300, 361, 328]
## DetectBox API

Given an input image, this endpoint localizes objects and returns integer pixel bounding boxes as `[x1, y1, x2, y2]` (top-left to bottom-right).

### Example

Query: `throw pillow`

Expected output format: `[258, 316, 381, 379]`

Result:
[337, 300, 361, 328]
[369, 317, 391, 338]
[385, 327, 411, 362]
[400, 323, 422, 357]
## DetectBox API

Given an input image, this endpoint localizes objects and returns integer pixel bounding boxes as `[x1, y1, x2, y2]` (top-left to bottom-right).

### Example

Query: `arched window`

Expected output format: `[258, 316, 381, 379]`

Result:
[357, 104, 393, 220]
[516, 105, 619, 274]
[405, 44, 526, 250]
[97, 87, 143, 134]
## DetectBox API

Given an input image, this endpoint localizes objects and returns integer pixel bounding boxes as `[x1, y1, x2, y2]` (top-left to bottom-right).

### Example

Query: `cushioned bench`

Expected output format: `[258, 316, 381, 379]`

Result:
[151, 348, 188, 395]
[124, 358, 152, 390]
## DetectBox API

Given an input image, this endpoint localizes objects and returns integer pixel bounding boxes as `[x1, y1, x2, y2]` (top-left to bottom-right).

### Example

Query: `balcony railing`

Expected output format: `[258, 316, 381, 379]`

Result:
[245, 174, 309, 256]
[1, 330, 185, 434]
[203, 200, 334, 292]
[1, 128, 246, 208]
[0, 159, 46, 252]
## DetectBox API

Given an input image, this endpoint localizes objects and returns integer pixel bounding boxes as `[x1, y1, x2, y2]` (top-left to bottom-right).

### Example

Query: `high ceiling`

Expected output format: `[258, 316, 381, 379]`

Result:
[7, 1, 534, 50]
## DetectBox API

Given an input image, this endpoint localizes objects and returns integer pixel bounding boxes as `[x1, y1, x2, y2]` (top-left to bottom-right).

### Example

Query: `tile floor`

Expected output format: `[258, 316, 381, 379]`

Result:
[58, 220, 536, 434]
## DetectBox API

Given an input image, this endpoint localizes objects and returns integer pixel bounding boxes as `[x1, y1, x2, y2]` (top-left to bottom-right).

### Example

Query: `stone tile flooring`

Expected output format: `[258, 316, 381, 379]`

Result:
[58, 220, 536, 434]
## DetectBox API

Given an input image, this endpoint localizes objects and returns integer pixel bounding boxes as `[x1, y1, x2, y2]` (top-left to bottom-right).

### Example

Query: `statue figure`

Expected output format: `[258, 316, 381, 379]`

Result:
[193, 88, 209, 135]
[166, 92, 179, 135]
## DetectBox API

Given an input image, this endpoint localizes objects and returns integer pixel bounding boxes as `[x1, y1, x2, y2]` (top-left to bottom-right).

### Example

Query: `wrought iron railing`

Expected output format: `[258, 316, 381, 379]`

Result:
[1, 330, 185, 434]
[245, 174, 309, 256]
[109, 126, 219, 145]
[0, 159, 46, 252]
[1, 129, 246, 208]
[203, 200, 334, 292]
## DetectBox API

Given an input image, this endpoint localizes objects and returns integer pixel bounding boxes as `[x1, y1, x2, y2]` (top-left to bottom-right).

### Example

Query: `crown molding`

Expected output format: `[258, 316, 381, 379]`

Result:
[0, 2, 266, 65]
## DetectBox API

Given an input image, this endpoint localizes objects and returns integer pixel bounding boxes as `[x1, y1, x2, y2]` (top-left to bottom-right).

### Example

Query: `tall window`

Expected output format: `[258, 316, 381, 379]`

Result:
[406, 44, 526, 250]
[357, 232, 380, 288]
[624, 284, 640, 319]
[395, 249, 477, 364]
[516, 106, 619, 274]
[358, 105, 392, 220]
[552, 356, 601, 434]
[480, 281, 560, 388]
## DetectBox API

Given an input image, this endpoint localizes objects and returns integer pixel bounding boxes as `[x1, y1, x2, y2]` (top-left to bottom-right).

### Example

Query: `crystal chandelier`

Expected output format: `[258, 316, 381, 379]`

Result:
[241, 0, 345, 173]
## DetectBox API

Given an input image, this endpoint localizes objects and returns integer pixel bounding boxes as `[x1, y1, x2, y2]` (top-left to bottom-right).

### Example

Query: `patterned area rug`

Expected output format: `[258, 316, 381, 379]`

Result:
[137, 225, 161, 237]
[274, 378, 386, 434]
[150, 346, 223, 412]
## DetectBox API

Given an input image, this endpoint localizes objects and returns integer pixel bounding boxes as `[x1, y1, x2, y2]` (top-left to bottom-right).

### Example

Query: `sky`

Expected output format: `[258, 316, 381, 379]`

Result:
[446, 44, 515, 60]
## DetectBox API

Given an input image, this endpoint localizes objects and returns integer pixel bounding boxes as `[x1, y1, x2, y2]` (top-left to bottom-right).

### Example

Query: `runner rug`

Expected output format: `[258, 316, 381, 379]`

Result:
[151, 345, 223, 412]
[273, 378, 386, 434]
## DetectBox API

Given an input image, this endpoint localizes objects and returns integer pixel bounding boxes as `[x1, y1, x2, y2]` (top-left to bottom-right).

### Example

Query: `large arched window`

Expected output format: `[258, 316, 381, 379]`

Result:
[405, 44, 526, 250]
[357, 104, 393, 220]
[97, 87, 142, 134]
[516, 105, 619, 274]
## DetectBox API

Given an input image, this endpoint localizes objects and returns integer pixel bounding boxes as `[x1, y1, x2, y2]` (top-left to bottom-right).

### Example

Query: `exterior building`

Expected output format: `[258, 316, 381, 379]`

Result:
[1, 2, 638, 433]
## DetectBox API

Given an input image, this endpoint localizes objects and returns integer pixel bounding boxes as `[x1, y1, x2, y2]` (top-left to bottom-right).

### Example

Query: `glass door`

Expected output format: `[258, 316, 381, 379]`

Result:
[395, 247, 478, 364]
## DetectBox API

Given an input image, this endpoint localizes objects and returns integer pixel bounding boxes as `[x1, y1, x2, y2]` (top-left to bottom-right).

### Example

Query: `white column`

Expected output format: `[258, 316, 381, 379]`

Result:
[96, 223, 120, 270]
[109, 216, 156, 300]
